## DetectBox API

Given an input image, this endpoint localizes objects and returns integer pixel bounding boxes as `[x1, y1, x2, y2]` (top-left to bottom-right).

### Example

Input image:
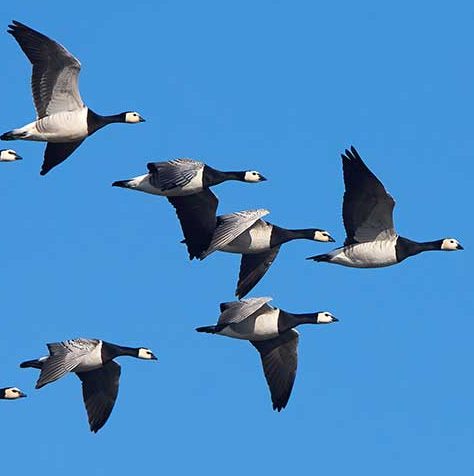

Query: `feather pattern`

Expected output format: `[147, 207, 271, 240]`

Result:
[147, 159, 203, 191]
[217, 297, 273, 325]
[8, 20, 84, 119]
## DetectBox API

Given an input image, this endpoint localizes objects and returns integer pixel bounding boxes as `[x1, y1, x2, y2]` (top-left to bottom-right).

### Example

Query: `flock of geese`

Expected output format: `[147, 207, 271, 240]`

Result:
[1, 20, 464, 433]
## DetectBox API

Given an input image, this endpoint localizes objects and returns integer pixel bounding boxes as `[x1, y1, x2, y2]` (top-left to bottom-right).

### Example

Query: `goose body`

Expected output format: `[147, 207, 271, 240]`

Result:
[0, 387, 27, 399]
[113, 159, 266, 197]
[196, 297, 338, 411]
[192, 208, 333, 297]
[1, 21, 144, 175]
[20, 338, 157, 432]
[307, 146, 463, 267]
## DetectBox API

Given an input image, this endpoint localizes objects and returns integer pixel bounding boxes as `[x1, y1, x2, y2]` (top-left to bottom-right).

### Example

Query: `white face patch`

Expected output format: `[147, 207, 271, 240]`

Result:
[125, 112, 144, 124]
[441, 238, 463, 251]
[4, 387, 25, 399]
[316, 312, 337, 324]
[138, 348, 156, 360]
[244, 171, 264, 182]
[0, 149, 20, 161]
[313, 230, 334, 242]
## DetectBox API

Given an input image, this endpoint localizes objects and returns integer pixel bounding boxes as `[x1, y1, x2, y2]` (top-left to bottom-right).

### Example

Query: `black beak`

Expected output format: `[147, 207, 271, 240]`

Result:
[15, 155, 23, 160]
[19, 392, 27, 398]
[139, 117, 146, 122]
[150, 354, 158, 361]
[457, 244, 464, 250]
[112, 180, 130, 188]
[259, 175, 268, 181]
[328, 236, 336, 242]
[332, 317, 339, 322]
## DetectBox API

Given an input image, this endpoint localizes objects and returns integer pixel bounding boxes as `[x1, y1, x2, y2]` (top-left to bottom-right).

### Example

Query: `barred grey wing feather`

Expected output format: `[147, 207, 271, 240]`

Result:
[8, 21, 83, 118]
[147, 159, 203, 190]
[217, 297, 273, 325]
[201, 209, 270, 259]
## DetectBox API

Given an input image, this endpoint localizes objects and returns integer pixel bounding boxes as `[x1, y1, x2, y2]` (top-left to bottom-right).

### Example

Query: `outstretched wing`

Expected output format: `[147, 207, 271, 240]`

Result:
[342, 146, 396, 245]
[168, 189, 218, 259]
[40, 140, 84, 175]
[76, 361, 121, 433]
[35, 339, 100, 389]
[250, 329, 299, 412]
[217, 297, 273, 325]
[235, 247, 281, 299]
[200, 209, 270, 259]
[147, 159, 203, 191]
[8, 21, 84, 118]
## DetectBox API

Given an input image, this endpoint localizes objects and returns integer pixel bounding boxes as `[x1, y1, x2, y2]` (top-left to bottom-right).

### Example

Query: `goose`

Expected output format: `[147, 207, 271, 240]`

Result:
[196, 297, 338, 411]
[1, 21, 145, 175]
[176, 202, 334, 297]
[112, 158, 266, 196]
[0, 149, 22, 161]
[20, 338, 157, 432]
[307, 146, 463, 267]
[0, 387, 27, 399]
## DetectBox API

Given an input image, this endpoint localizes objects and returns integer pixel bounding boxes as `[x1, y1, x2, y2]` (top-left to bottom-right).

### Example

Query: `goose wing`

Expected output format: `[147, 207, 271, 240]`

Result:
[76, 361, 121, 433]
[200, 209, 270, 259]
[168, 189, 218, 259]
[342, 146, 396, 245]
[8, 21, 84, 119]
[235, 247, 281, 299]
[41, 140, 84, 175]
[250, 329, 299, 411]
[217, 297, 273, 325]
[147, 159, 203, 191]
[35, 338, 100, 389]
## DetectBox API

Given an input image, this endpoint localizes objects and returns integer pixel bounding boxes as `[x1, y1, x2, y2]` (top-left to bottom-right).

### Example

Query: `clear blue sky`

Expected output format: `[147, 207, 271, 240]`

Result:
[1, 1, 472, 474]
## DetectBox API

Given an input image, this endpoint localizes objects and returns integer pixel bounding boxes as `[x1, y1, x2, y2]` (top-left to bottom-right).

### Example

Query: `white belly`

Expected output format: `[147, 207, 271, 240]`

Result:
[17, 109, 89, 142]
[221, 220, 272, 254]
[72, 345, 103, 373]
[218, 308, 280, 340]
[329, 240, 398, 268]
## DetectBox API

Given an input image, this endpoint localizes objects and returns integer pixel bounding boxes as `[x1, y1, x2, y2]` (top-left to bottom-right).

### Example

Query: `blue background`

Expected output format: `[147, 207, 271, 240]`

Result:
[0, 1, 472, 474]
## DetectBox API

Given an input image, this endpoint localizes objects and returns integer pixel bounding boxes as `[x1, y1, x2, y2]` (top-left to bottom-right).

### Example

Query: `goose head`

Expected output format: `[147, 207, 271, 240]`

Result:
[137, 348, 158, 360]
[440, 238, 464, 251]
[313, 230, 335, 242]
[123, 112, 146, 124]
[243, 170, 267, 183]
[0, 149, 22, 161]
[0, 387, 27, 399]
[315, 312, 338, 324]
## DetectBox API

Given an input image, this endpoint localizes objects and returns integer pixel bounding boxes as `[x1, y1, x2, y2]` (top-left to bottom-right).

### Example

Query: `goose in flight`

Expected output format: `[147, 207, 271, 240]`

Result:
[1, 21, 145, 175]
[112, 158, 266, 196]
[196, 297, 338, 411]
[20, 338, 157, 432]
[175, 203, 333, 297]
[307, 146, 463, 267]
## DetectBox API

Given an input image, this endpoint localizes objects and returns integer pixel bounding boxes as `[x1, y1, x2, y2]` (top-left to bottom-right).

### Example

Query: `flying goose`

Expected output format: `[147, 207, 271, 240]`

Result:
[307, 146, 463, 267]
[112, 158, 266, 196]
[196, 297, 338, 411]
[20, 338, 157, 432]
[1, 21, 145, 175]
[0, 387, 27, 399]
[0, 149, 22, 161]
[177, 204, 334, 297]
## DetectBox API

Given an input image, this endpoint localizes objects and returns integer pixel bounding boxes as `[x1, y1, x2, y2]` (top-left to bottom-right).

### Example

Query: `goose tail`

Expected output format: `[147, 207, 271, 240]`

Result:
[195, 325, 219, 334]
[20, 359, 43, 369]
[306, 253, 330, 262]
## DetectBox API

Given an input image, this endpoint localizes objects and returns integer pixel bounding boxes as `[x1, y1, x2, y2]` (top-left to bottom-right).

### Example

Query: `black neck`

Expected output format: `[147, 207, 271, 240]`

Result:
[101, 341, 139, 361]
[0, 388, 6, 398]
[87, 110, 125, 134]
[278, 309, 316, 333]
[203, 165, 246, 187]
[396, 236, 444, 262]
[270, 225, 315, 247]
